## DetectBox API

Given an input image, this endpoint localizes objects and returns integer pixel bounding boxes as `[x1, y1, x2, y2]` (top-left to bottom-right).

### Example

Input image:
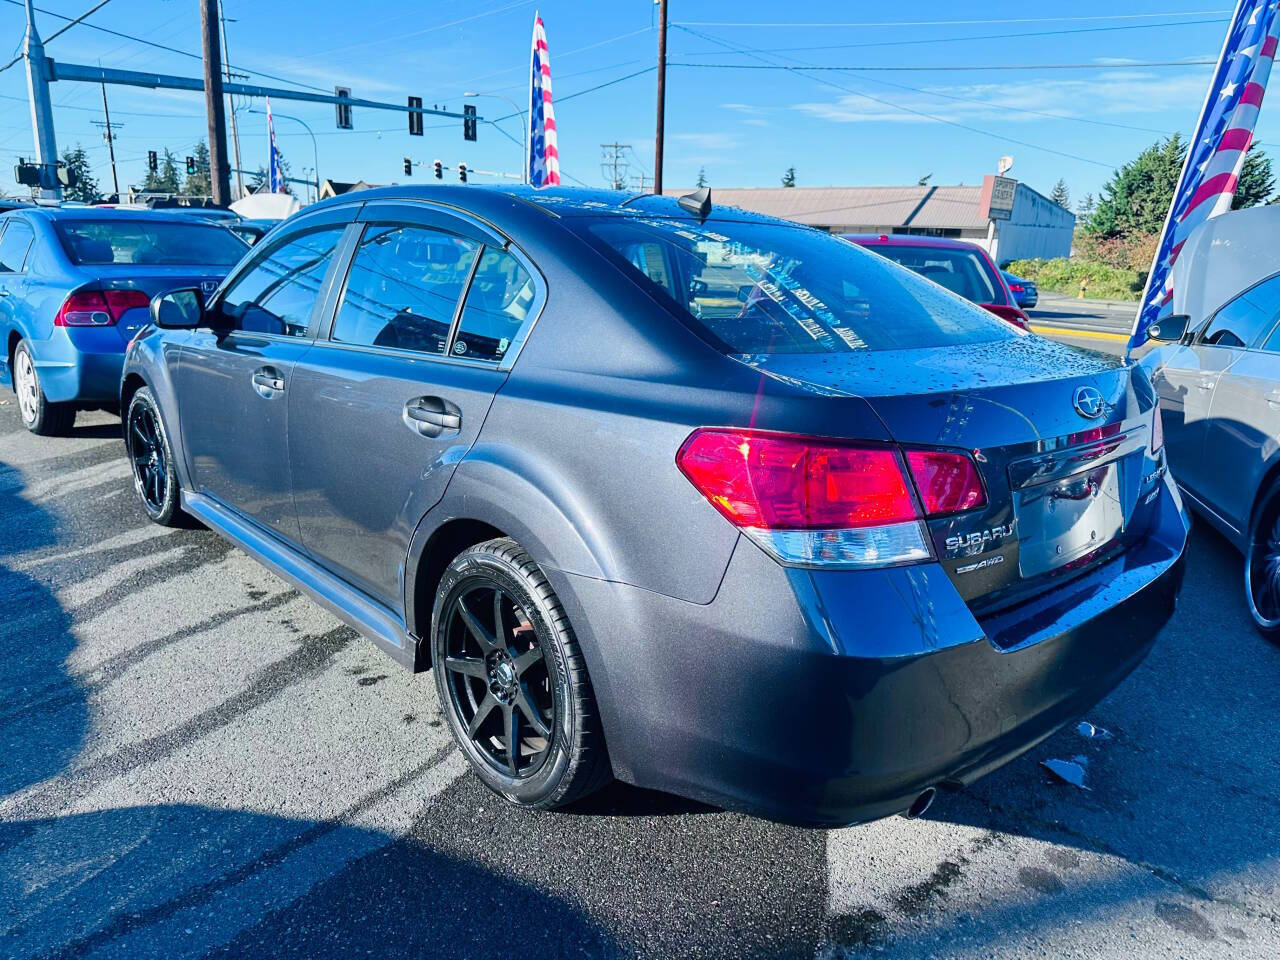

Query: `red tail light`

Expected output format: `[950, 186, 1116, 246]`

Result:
[1008, 283, 1025, 293]
[904, 450, 987, 515]
[676, 429, 919, 530]
[55, 288, 150, 326]
[677, 429, 988, 568]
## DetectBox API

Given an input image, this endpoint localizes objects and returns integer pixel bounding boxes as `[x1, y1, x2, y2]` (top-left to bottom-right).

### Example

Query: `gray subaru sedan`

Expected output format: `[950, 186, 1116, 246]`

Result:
[122, 186, 1187, 826]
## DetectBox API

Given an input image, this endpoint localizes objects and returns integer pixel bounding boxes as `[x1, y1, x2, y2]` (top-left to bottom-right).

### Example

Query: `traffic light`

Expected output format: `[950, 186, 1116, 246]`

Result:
[458, 162, 467, 183]
[463, 104, 477, 142]
[334, 86, 352, 129]
[147, 150, 158, 173]
[433, 159, 442, 180]
[185, 156, 196, 176]
[13, 161, 39, 187]
[408, 96, 423, 137]
[404, 157, 412, 176]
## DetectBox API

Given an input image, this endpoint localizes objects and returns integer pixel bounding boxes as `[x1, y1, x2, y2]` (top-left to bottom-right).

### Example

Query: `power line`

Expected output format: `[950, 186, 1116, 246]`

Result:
[674, 17, 1230, 56]
[673, 25, 1119, 169]
[0, 0, 112, 74]
[0, 0, 331, 93]
[672, 59, 1218, 73]
[672, 10, 1233, 28]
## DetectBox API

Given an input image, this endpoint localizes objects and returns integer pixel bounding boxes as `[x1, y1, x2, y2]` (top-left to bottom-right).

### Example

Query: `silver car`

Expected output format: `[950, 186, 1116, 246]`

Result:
[1146, 205, 1280, 639]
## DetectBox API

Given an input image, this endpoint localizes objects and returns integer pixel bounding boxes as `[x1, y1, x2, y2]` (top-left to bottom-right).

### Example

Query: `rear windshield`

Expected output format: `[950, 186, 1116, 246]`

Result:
[867, 244, 1003, 306]
[571, 216, 1012, 354]
[55, 220, 248, 266]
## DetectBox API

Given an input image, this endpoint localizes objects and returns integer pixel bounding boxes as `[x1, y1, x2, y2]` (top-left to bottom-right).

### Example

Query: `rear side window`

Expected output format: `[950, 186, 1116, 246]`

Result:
[452, 248, 535, 362]
[571, 216, 1011, 355]
[54, 220, 247, 266]
[0, 220, 34, 272]
[869, 245, 1002, 305]
[331, 224, 479, 355]
[1202, 274, 1280, 348]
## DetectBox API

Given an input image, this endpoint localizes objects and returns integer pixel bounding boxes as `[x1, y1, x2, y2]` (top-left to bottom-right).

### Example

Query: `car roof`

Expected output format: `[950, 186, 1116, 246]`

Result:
[843, 233, 988, 252]
[314, 184, 794, 228]
[7, 205, 220, 224]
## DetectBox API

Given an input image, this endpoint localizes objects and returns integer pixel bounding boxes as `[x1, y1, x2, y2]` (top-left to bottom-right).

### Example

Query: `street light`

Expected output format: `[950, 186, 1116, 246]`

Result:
[464, 91, 526, 185]
[247, 107, 320, 202]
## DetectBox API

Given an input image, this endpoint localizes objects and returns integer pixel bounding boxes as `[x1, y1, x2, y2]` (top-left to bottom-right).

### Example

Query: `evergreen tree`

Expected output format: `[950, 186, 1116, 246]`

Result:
[183, 140, 211, 197]
[1086, 134, 1187, 238]
[781, 166, 796, 188]
[142, 148, 182, 194]
[1232, 144, 1275, 209]
[696, 166, 707, 188]
[59, 144, 99, 203]
[1049, 178, 1070, 208]
[1078, 193, 1096, 217]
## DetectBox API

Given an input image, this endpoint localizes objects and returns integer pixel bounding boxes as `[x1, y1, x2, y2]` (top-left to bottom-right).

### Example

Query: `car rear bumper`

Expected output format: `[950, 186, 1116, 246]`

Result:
[552, 476, 1188, 827]
[31, 327, 127, 404]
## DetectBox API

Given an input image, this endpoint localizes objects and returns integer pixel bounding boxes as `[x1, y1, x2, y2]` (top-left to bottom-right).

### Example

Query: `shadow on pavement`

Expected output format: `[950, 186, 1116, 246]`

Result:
[0, 458, 615, 960]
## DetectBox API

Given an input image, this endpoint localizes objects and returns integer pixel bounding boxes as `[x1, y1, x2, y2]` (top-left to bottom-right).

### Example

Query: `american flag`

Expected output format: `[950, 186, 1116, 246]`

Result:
[528, 13, 561, 188]
[1132, 0, 1280, 350]
[266, 97, 285, 194]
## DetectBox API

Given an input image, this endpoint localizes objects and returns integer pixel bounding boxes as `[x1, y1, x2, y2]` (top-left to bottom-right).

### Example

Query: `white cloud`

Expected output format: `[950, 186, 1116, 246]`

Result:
[794, 70, 1213, 127]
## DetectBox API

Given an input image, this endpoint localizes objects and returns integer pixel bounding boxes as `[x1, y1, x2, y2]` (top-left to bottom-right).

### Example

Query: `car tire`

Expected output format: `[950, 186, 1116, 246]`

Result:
[12, 340, 75, 436]
[432, 537, 612, 809]
[1245, 480, 1280, 644]
[125, 386, 185, 527]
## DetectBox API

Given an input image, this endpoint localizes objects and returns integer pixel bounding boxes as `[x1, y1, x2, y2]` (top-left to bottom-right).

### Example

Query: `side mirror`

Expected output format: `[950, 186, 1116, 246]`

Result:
[151, 288, 205, 329]
[1147, 314, 1190, 343]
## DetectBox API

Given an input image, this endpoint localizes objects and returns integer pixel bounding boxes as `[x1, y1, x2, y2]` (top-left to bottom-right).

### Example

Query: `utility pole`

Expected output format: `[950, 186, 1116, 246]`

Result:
[653, 0, 668, 195]
[601, 142, 631, 190]
[200, 0, 231, 206]
[22, 0, 60, 199]
[218, 1, 244, 200]
[96, 78, 120, 198]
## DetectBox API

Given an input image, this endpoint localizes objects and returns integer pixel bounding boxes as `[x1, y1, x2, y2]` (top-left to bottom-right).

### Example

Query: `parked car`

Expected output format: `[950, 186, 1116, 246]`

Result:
[847, 234, 1030, 328]
[0, 208, 248, 434]
[1002, 270, 1038, 309]
[227, 218, 280, 246]
[124, 186, 1187, 826]
[1144, 205, 1280, 641]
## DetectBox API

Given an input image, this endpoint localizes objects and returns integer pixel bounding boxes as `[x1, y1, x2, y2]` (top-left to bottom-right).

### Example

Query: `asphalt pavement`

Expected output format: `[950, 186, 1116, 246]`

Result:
[1026, 292, 1138, 358]
[1, 389, 1278, 959]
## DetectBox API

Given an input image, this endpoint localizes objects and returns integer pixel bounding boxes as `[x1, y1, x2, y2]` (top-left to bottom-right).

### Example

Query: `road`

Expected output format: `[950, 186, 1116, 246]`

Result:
[1, 390, 1278, 959]
[1026, 292, 1137, 358]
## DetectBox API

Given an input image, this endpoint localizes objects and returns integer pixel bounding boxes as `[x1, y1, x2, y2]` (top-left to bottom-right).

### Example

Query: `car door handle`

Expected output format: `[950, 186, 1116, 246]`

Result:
[252, 369, 285, 392]
[1195, 378, 1215, 392]
[1267, 391, 1280, 407]
[404, 396, 461, 436]
[0, 289, 9, 297]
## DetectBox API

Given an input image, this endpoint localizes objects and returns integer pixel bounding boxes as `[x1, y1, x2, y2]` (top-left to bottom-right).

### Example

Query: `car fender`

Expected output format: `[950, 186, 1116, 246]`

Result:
[120, 327, 192, 489]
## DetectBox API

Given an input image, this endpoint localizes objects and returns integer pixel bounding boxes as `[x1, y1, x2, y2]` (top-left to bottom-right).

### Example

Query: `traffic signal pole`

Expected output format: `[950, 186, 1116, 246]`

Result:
[200, 0, 231, 206]
[21, 0, 60, 198]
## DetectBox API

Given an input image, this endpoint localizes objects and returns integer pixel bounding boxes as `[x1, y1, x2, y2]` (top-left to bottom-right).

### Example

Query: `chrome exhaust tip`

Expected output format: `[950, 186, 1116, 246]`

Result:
[902, 786, 937, 820]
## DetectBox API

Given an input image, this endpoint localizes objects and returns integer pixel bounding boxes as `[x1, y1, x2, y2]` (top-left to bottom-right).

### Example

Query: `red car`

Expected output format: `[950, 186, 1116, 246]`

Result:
[845, 234, 1031, 329]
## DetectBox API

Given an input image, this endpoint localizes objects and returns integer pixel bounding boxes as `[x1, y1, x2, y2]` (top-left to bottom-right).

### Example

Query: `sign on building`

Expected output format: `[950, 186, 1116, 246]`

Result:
[982, 175, 1017, 221]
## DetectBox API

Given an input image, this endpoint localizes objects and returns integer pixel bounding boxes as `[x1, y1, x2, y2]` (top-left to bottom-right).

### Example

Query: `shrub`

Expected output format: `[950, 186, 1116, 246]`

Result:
[1005, 257, 1144, 302]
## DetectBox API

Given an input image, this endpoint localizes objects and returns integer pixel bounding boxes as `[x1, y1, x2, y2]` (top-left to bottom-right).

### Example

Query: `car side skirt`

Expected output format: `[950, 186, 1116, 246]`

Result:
[181, 491, 420, 669]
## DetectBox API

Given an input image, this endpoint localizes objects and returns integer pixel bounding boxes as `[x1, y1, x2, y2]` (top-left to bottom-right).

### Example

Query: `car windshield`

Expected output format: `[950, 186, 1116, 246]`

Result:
[572, 216, 1013, 355]
[867, 245, 1003, 305]
[55, 219, 248, 266]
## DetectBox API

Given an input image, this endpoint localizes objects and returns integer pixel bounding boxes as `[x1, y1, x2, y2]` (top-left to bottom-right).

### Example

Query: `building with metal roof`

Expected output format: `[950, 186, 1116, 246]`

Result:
[675, 176, 1075, 265]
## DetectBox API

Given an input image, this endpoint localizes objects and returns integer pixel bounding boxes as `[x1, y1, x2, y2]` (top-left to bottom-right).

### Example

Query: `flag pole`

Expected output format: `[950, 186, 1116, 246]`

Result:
[527, 10, 536, 186]
[1128, 0, 1252, 357]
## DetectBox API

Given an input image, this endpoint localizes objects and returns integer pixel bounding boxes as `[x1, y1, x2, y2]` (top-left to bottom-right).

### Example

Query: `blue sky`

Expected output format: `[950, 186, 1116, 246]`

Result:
[0, 1, 1265, 206]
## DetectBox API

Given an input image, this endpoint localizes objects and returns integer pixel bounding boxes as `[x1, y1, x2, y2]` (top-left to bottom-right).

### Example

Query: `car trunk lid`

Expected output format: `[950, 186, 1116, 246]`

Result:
[742, 335, 1163, 616]
[78, 265, 228, 345]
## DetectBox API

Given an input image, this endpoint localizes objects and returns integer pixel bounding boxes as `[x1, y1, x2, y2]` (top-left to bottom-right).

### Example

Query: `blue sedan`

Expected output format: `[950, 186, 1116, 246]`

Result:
[0, 207, 247, 435]
[1002, 270, 1038, 309]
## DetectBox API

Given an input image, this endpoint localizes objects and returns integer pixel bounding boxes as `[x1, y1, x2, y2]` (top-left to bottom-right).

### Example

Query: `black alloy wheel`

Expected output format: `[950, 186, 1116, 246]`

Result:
[1246, 482, 1280, 643]
[442, 581, 555, 779]
[432, 538, 611, 808]
[125, 387, 183, 526]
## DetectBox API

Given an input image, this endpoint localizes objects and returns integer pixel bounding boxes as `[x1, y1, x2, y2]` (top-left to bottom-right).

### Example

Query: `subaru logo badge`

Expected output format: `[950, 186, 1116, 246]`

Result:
[1073, 386, 1105, 419]
[200, 280, 218, 294]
